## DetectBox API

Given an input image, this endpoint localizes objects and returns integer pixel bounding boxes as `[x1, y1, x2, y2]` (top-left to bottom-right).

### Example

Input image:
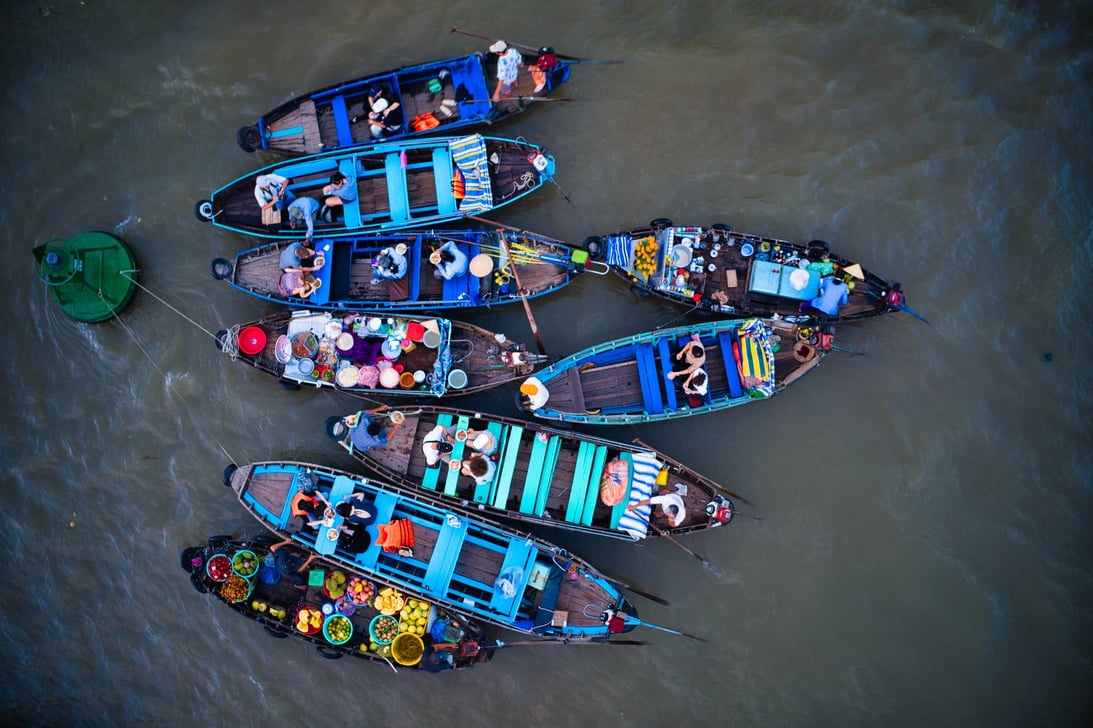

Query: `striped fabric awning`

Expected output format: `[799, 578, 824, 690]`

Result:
[616, 451, 662, 540]
[605, 234, 633, 268]
[449, 135, 493, 214]
[738, 319, 776, 396]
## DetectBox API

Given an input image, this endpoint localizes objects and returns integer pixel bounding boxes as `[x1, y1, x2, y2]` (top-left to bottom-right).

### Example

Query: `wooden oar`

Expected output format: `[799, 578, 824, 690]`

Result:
[648, 521, 712, 568]
[497, 231, 548, 355]
[598, 574, 670, 607]
[450, 27, 623, 64]
[463, 97, 574, 104]
[630, 437, 754, 506]
[487, 639, 646, 648]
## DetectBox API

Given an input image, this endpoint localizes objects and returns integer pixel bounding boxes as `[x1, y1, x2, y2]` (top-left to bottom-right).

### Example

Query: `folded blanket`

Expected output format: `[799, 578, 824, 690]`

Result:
[616, 451, 661, 540]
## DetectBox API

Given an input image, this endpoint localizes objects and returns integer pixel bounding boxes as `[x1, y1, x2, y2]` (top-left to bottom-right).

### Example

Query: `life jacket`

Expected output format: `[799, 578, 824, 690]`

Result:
[411, 112, 440, 132]
[450, 166, 466, 201]
[599, 458, 631, 506]
[376, 518, 415, 553]
[290, 491, 318, 517]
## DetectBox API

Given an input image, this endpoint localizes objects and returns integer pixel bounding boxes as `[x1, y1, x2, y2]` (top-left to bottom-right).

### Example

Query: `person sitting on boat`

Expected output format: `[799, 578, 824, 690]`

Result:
[283, 271, 321, 299]
[287, 196, 321, 242]
[461, 453, 497, 487]
[335, 523, 372, 555]
[279, 240, 320, 271]
[682, 368, 709, 408]
[370, 246, 408, 284]
[340, 406, 401, 452]
[801, 275, 849, 316]
[460, 427, 498, 456]
[422, 424, 456, 467]
[430, 241, 469, 280]
[626, 489, 687, 527]
[321, 172, 357, 220]
[489, 40, 524, 102]
[334, 492, 378, 525]
[254, 173, 295, 218]
[367, 97, 403, 139]
[267, 541, 318, 587]
[667, 334, 706, 381]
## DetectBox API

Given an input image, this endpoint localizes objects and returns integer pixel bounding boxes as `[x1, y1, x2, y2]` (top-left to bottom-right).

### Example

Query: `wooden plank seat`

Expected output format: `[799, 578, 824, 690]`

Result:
[420, 413, 455, 490]
[442, 415, 472, 496]
[488, 424, 525, 508]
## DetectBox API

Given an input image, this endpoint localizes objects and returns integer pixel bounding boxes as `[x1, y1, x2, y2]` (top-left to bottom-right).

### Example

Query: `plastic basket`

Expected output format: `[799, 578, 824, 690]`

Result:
[206, 554, 232, 582]
[391, 632, 424, 666]
[231, 550, 259, 579]
[369, 614, 399, 645]
[323, 614, 354, 645]
[295, 607, 323, 635]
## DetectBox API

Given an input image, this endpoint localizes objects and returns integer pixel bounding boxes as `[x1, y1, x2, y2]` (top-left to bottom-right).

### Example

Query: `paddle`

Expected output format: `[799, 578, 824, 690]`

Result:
[597, 574, 670, 607]
[464, 97, 574, 104]
[488, 639, 646, 648]
[499, 232, 548, 356]
[621, 615, 709, 643]
[648, 521, 712, 568]
[630, 437, 755, 507]
[450, 27, 623, 64]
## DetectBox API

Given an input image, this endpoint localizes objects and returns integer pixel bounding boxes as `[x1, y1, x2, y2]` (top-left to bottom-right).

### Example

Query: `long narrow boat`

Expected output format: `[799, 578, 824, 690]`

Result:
[196, 134, 557, 239]
[517, 318, 830, 425]
[590, 219, 925, 324]
[181, 535, 498, 672]
[326, 405, 736, 541]
[226, 460, 643, 641]
[217, 309, 547, 398]
[236, 49, 572, 156]
[209, 226, 603, 312]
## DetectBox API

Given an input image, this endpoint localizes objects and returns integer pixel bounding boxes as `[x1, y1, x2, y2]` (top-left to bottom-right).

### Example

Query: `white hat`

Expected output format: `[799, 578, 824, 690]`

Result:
[371, 97, 389, 113]
[489, 40, 507, 54]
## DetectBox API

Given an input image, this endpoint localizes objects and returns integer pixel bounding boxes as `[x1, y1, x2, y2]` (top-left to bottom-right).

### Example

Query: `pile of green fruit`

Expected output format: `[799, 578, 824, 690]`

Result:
[323, 570, 347, 599]
[398, 598, 430, 636]
[232, 550, 258, 577]
[325, 615, 352, 644]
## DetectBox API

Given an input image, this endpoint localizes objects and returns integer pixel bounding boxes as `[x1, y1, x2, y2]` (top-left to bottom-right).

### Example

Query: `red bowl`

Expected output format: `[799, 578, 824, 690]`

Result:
[239, 326, 267, 355]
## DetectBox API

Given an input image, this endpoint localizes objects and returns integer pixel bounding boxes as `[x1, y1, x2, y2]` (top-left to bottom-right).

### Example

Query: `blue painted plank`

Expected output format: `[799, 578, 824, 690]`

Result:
[656, 338, 678, 410]
[337, 159, 362, 229]
[487, 539, 537, 618]
[719, 331, 743, 398]
[331, 96, 354, 147]
[422, 519, 467, 594]
[385, 153, 410, 222]
[636, 343, 664, 414]
[433, 147, 458, 216]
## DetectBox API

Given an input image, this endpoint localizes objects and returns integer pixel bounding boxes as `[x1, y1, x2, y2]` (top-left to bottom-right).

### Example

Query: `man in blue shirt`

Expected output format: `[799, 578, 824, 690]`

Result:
[287, 197, 321, 241]
[803, 276, 849, 316]
[339, 406, 403, 453]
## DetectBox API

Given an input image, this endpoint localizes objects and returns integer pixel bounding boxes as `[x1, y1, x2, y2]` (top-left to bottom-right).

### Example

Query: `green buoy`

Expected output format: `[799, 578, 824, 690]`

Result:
[33, 232, 139, 323]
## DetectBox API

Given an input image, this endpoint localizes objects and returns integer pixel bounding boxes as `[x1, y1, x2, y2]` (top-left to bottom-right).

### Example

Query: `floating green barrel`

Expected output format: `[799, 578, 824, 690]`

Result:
[33, 232, 138, 323]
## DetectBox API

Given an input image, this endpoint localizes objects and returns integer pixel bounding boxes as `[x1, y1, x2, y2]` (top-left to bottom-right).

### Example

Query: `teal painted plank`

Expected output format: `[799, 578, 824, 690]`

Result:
[420, 413, 454, 490]
[442, 415, 471, 496]
[487, 539, 537, 618]
[490, 425, 524, 508]
[269, 125, 304, 139]
[518, 435, 549, 514]
[565, 441, 597, 523]
[433, 147, 457, 216]
[472, 421, 506, 504]
[534, 436, 562, 517]
[421, 519, 467, 594]
[580, 445, 610, 526]
[338, 159, 362, 228]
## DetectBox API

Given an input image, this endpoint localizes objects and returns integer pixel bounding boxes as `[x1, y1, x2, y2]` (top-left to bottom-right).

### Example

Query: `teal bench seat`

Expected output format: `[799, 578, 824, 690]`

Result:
[489, 424, 525, 508]
[420, 414, 455, 490]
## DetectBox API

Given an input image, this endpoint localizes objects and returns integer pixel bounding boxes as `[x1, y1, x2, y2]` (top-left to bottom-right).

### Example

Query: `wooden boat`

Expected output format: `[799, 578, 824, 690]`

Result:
[589, 219, 925, 324]
[181, 534, 498, 672]
[32, 232, 138, 323]
[209, 226, 604, 312]
[326, 405, 737, 541]
[225, 460, 645, 641]
[516, 317, 830, 425]
[196, 134, 557, 239]
[236, 49, 572, 156]
[216, 309, 547, 398]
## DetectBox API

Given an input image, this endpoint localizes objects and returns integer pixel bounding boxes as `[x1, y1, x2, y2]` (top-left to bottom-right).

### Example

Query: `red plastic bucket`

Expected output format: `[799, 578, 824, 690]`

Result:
[239, 326, 267, 355]
[406, 321, 425, 342]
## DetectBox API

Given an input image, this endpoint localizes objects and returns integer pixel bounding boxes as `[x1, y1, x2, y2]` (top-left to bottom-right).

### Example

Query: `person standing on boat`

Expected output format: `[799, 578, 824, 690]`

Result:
[490, 40, 524, 102]
[254, 173, 295, 221]
[341, 406, 402, 452]
[287, 196, 321, 241]
[430, 241, 469, 280]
